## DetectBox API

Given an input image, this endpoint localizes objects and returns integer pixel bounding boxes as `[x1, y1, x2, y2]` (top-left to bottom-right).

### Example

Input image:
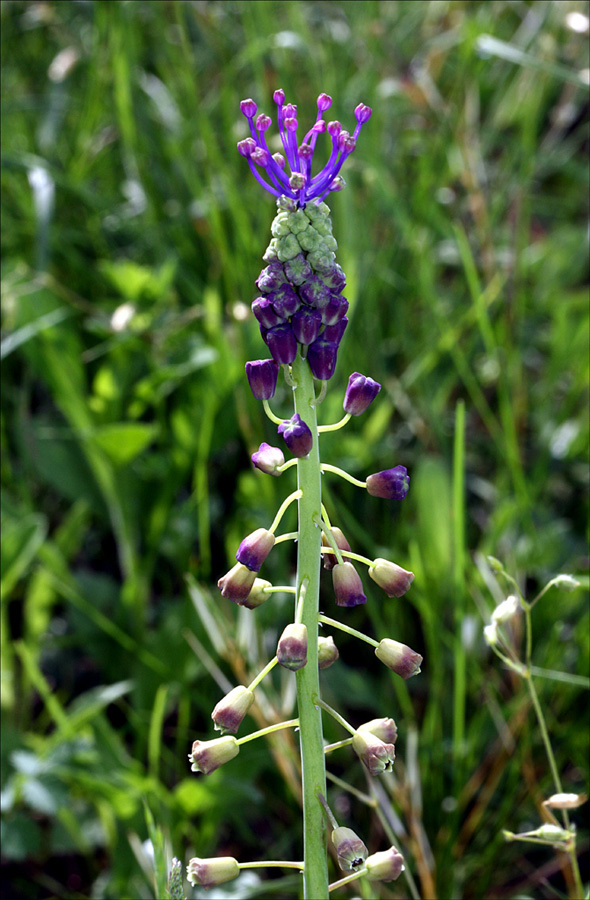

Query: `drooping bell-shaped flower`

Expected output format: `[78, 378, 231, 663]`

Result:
[217, 563, 256, 603]
[365, 847, 405, 882]
[358, 717, 398, 745]
[332, 561, 367, 607]
[187, 856, 240, 888]
[375, 638, 422, 679]
[352, 729, 395, 775]
[369, 558, 414, 598]
[366, 466, 410, 500]
[251, 442, 285, 476]
[331, 826, 368, 872]
[343, 372, 382, 416]
[245, 359, 280, 400]
[189, 736, 239, 774]
[211, 686, 255, 734]
[236, 528, 275, 571]
[278, 413, 313, 458]
[277, 623, 308, 670]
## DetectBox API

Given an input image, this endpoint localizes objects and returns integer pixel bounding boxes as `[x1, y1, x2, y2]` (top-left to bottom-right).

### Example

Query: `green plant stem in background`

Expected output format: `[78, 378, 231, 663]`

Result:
[292, 351, 329, 900]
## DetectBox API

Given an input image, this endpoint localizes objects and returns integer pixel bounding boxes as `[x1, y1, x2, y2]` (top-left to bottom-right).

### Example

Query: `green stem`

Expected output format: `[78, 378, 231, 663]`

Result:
[269, 490, 302, 533]
[320, 463, 367, 488]
[236, 718, 299, 746]
[329, 870, 365, 892]
[238, 860, 304, 871]
[262, 398, 285, 425]
[313, 696, 356, 736]
[292, 351, 329, 899]
[247, 656, 278, 692]
[317, 413, 351, 433]
[318, 614, 379, 648]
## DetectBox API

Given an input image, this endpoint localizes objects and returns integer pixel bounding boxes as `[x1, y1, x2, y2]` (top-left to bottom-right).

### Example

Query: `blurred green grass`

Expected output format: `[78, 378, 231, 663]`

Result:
[1, 1, 588, 898]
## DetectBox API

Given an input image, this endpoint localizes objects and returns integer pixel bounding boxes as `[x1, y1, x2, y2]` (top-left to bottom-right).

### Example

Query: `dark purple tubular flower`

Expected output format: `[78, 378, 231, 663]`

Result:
[292, 307, 322, 345]
[332, 561, 367, 607]
[251, 296, 285, 329]
[256, 262, 286, 293]
[366, 466, 410, 500]
[265, 323, 298, 364]
[236, 528, 275, 571]
[299, 275, 332, 309]
[323, 317, 348, 344]
[278, 413, 313, 458]
[343, 372, 382, 416]
[245, 359, 279, 400]
[307, 337, 338, 380]
[238, 91, 371, 206]
[322, 294, 348, 326]
[269, 283, 300, 318]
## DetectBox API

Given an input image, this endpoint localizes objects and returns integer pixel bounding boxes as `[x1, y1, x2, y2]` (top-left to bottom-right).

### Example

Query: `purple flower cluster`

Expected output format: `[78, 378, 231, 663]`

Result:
[238, 91, 371, 206]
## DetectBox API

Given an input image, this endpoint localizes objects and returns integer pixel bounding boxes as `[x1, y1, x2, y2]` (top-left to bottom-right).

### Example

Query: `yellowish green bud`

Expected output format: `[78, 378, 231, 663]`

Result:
[331, 826, 368, 872]
[186, 856, 240, 888]
[365, 846, 404, 881]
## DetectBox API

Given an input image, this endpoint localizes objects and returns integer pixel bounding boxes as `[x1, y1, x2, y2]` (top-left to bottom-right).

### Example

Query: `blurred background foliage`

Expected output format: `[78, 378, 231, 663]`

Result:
[1, 1, 588, 898]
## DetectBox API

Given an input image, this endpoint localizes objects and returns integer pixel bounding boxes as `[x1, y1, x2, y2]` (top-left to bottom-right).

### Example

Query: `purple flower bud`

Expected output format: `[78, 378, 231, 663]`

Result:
[331, 826, 368, 872]
[299, 143, 314, 160]
[332, 562, 367, 607]
[358, 717, 398, 745]
[338, 130, 356, 153]
[256, 113, 271, 131]
[265, 323, 298, 364]
[352, 729, 395, 775]
[329, 176, 346, 192]
[251, 296, 285, 329]
[366, 466, 410, 500]
[321, 294, 348, 326]
[245, 359, 280, 400]
[270, 283, 300, 318]
[369, 558, 414, 598]
[283, 253, 312, 286]
[322, 317, 348, 344]
[365, 847, 404, 882]
[236, 527, 275, 571]
[273, 88, 285, 105]
[251, 147, 270, 167]
[375, 638, 422, 679]
[272, 152, 286, 168]
[284, 102, 297, 118]
[323, 263, 347, 292]
[343, 372, 382, 416]
[278, 413, 313, 458]
[284, 116, 298, 132]
[299, 275, 332, 309]
[256, 262, 286, 293]
[241, 577, 272, 609]
[237, 138, 256, 157]
[327, 120, 342, 137]
[307, 337, 338, 380]
[317, 93, 332, 111]
[187, 856, 240, 889]
[212, 685, 255, 734]
[218, 563, 256, 603]
[277, 623, 308, 670]
[292, 307, 322, 345]
[189, 735, 239, 774]
[354, 103, 372, 123]
[312, 120, 327, 134]
[251, 442, 284, 476]
[318, 635, 339, 669]
[321, 527, 351, 571]
[240, 98, 257, 118]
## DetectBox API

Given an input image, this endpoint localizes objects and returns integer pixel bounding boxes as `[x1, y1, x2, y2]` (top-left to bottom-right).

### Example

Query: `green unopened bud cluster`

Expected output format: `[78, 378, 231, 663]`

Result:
[265, 199, 339, 274]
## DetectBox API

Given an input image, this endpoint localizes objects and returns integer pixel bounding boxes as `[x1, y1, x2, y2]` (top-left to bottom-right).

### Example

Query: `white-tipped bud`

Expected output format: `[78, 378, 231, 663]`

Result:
[543, 792, 587, 809]
[552, 574, 581, 591]
[484, 623, 498, 646]
[492, 594, 520, 624]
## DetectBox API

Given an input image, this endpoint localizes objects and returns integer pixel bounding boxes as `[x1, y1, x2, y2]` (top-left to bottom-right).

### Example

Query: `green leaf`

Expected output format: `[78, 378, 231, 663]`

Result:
[0, 509, 47, 601]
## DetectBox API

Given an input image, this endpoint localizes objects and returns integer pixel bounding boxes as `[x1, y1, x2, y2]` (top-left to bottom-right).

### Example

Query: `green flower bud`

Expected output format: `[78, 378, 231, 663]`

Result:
[211, 685, 255, 734]
[286, 209, 309, 235]
[189, 735, 239, 774]
[318, 635, 339, 669]
[331, 826, 368, 872]
[352, 730, 395, 775]
[365, 846, 404, 882]
[186, 856, 240, 888]
[491, 594, 520, 624]
[277, 234, 301, 262]
[242, 577, 272, 609]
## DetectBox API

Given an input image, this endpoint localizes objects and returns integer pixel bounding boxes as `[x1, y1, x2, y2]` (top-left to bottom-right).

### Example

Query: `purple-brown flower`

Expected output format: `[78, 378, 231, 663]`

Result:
[366, 466, 410, 500]
[236, 528, 275, 571]
[375, 638, 422, 679]
[217, 563, 256, 603]
[189, 736, 239, 774]
[245, 359, 280, 400]
[331, 826, 368, 872]
[211, 686, 255, 734]
[277, 623, 308, 670]
[278, 413, 313, 458]
[186, 856, 240, 888]
[369, 558, 414, 598]
[365, 847, 405, 882]
[352, 729, 395, 775]
[358, 717, 398, 745]
[332, 561, 367, 607]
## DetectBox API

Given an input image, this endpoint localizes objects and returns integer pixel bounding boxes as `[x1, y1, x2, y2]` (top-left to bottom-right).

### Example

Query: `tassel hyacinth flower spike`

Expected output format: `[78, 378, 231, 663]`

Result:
[181, 91, 422, 900]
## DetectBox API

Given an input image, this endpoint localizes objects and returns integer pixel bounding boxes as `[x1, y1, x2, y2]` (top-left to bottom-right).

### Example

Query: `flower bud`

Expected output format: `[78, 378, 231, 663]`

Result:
[187, 856, 240, 888]
[283, 252, 312, 286]
[277, 623, 308, 670]
[289, 172, 306, 190]
[236, 528, 275, 571]
[365, 846, 404, 882]
[237, 138, 256, 157]
[323, 263, 346, 292]
[212, 685, 255, 734]
[308, 337, 338, 380]
[321, 527, 351, 571]
[245, 359, 280, 400]
[252, 296, 285, 329]
[543, 792, 587, 809]
[256, 113, 271, 131]
[218, 563, 256, 603]
[291, 307, 323, 345]
[265, 323, 298, 364]
[375, 638, 422, 679]
[299, 275, 332, 309]
[352, 730, 395, 775]
[240, 98, 257, 118]
[358, 717, 398, 745]
[270, 283, 300, 318]
[273, 88, 285, 105]
[331, 826, 368, 872]
[251, 442, 285, 475]
[332, 562, 367, 607]
[256, 262, 286, 293]
[483, 622, 498, 646]
[241, 577, 272, 609]
[343, 372, 382, 416]
[369, 558, 414, 598]
[317, 92, 332, 111]
[491, 594, 520, 624]
[323, 317, 348, 344]
[321, 294, 348, 326]
[278, 413, 313, 458]
[366, 466, 410, 500]
[318, 635, 339, 669]
[354, 103, 373, 124]
[189, 735, 239, 774]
